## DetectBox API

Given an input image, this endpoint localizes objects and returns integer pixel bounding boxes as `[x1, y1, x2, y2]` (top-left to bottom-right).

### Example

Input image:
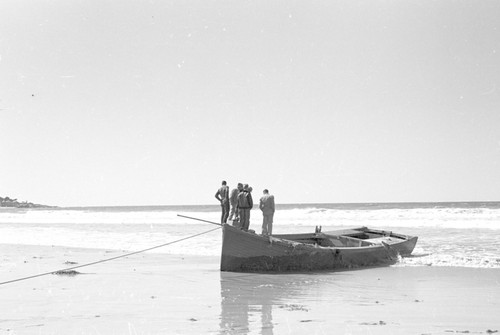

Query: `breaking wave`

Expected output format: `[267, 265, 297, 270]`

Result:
[1, 203, 499, 268]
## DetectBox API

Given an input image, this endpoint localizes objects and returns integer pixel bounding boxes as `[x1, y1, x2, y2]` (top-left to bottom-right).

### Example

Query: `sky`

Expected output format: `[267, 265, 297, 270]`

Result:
[1, 0, 499, 207]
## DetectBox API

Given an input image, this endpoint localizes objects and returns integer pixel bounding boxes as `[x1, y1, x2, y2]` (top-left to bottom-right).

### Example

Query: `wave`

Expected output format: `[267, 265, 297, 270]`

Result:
[1, 205, 499, 229]
[1, 205, 499, 269]
[273, 207, 500, 230]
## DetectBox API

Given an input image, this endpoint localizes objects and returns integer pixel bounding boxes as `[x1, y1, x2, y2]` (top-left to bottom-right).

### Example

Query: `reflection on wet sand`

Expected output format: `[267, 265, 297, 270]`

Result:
[217, 267, 500, 335]
[219, 272, 275, 334]
[218, 272, 327, 334]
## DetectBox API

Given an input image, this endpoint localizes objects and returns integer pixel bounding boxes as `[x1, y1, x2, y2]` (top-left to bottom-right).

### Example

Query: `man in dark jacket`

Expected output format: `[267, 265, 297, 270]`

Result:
[215, 180, 230, 224]
[237, 184, 253, 231]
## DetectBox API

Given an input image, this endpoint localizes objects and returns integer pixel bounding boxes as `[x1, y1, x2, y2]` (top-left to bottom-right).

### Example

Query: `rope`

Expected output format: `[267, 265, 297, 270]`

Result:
[176, 214, 222, 226]
[0, 226, 221, 286]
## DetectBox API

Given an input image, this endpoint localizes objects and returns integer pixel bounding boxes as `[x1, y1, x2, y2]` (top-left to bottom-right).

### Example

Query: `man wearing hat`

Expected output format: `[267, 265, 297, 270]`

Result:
[237, 184, 253, 231]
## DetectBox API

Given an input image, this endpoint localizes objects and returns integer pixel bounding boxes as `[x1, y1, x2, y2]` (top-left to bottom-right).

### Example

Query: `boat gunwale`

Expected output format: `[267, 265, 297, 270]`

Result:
[223, 224, 416, 252]
[274, 227, 414, 241]
[220, 224, 418, 272]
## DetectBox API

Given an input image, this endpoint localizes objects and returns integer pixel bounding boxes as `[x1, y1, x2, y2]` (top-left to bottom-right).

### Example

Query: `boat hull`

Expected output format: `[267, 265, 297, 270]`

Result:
[220, 224, 418, 272]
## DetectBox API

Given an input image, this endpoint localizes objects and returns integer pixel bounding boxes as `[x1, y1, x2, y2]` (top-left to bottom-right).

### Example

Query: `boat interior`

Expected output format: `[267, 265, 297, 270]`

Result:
[273, 227, 407, 248]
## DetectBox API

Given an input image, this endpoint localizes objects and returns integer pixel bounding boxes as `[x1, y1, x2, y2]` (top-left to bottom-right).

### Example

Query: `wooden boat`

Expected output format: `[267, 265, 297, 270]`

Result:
[220, 224, 418, 272]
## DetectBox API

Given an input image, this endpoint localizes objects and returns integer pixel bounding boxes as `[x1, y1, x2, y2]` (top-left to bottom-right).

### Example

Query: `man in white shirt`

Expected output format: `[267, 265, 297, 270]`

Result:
[259, 189, 275, 236]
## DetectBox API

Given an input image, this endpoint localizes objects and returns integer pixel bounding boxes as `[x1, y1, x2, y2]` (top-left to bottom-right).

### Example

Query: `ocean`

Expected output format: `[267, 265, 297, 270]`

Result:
[1, 202, 499, 269]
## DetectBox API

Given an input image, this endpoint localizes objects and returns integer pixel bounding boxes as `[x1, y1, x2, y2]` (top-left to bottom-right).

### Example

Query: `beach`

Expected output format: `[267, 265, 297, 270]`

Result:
[1, 203, 500, 334]
[3, 0, 499, 332]
[1, 243, 499, 335]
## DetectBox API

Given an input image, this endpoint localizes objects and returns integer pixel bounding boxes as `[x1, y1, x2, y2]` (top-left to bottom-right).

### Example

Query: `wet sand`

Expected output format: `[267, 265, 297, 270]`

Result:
[1, 243, 499, 334]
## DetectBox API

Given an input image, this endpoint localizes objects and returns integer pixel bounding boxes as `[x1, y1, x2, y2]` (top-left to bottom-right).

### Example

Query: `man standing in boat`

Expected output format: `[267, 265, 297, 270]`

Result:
[215, 180, 230, 224]
[259, 189, 275, 236]
[237, 184, 253, 231]
[228, 183, 242, 223]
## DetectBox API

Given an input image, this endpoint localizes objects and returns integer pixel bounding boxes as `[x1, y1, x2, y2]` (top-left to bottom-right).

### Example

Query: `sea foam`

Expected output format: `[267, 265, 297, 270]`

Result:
[1, 204, 499, 268]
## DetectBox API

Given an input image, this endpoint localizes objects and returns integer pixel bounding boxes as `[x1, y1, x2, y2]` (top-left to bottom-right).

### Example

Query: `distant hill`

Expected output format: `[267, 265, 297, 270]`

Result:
[0, 196, 53, 208]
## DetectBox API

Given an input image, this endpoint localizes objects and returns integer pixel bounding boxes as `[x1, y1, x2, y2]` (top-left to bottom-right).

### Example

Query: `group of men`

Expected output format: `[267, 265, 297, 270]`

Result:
[215, 181, 275, 236]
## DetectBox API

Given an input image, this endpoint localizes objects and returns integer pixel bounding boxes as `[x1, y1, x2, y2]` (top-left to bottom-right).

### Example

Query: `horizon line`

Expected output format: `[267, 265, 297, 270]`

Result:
[53, 200, 500, 209]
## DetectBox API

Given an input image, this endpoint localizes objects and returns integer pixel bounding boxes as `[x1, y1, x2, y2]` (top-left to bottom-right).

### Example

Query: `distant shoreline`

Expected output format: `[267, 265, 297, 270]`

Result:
[0, 196, 53, 209]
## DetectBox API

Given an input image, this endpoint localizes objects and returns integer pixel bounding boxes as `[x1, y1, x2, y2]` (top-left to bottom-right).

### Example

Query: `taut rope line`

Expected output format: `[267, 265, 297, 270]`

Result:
[176, 214, 222, 226]
[0, 225, 221, 286]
